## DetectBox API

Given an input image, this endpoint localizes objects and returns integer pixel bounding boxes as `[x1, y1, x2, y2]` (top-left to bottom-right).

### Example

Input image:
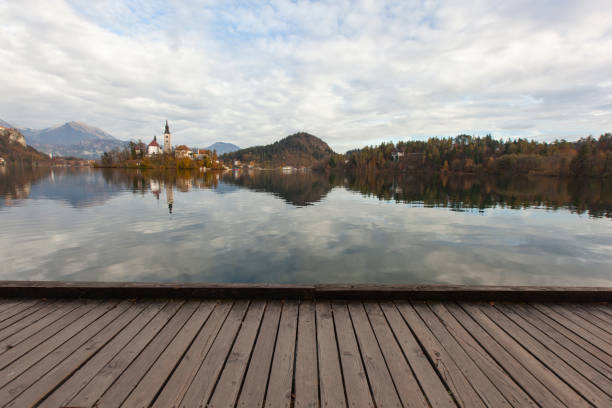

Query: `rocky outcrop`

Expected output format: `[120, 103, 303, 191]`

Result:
[0, 126, 26, 147]
[0, 127, 50, 163]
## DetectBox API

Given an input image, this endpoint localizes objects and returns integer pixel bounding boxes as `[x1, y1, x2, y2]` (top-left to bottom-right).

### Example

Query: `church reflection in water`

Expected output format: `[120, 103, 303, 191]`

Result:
[2, 166, 612, 219]
[131, 168, 612, 219]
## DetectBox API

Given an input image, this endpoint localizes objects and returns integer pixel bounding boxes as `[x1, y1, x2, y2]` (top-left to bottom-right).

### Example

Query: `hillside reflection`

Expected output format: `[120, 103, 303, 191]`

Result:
[343, 172, 612, 219]
[1, 166, 611, 218]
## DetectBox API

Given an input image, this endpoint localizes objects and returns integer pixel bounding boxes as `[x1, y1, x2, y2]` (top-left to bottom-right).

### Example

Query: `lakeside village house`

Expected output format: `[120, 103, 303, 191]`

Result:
[145, 121, 211, 161]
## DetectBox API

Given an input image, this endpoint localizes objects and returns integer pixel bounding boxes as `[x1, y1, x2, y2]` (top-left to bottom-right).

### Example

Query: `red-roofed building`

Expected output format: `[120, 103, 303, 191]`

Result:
[194, 149, 211, 160]
[175, 145, 192, 159]
[147, 136, 162, 156]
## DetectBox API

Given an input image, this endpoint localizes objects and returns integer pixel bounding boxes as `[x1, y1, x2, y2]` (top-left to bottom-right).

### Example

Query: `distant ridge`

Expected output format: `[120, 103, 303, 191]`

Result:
[21, 121, 118, 145]
[222, 132, 334, 167]
[3, 120, 127, 159]
[0, 119, 15, 128]
[205, 142, 240, 155]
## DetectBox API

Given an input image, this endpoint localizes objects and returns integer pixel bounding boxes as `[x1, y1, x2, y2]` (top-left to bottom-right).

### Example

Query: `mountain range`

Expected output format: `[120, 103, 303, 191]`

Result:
[0, 119, 125, 159]
[1, 118, 240, 159]
[21, 122, 126, 159]
[21, 121, 116, 145]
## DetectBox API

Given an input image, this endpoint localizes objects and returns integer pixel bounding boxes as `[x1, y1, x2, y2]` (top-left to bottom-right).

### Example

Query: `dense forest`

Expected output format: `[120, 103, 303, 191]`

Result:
[93, 131, 612, 178]
[222, 132, 334, 168]
[343, 133, 612, 177]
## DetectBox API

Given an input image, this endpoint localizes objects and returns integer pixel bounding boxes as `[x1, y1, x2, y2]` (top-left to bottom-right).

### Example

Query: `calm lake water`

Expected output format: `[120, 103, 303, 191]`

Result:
[1, 166, 611, 286]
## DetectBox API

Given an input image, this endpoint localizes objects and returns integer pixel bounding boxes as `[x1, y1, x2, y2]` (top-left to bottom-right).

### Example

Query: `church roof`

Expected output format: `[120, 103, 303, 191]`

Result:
[148, 136, 159, 147]
[164, 120, 170, 134]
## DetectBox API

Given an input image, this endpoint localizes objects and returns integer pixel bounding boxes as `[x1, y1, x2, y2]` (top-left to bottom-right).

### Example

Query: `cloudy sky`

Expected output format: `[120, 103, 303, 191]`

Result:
[1, 0, 611, 152]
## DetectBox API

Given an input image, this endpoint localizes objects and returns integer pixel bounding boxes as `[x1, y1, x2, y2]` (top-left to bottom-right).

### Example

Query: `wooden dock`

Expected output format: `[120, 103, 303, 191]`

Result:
[0, 283, 609, 407]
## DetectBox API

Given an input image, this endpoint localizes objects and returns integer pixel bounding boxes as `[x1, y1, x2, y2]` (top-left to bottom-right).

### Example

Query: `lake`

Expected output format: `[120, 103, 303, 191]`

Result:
[1, 166, 611, 286]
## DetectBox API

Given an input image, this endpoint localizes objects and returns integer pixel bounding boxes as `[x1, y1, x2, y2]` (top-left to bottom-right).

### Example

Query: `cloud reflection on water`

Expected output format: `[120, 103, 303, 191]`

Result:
[0, 167, 611, 286]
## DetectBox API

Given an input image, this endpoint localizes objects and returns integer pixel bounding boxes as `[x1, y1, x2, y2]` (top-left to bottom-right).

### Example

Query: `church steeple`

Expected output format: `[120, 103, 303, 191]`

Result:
[163, 120, 172, 153]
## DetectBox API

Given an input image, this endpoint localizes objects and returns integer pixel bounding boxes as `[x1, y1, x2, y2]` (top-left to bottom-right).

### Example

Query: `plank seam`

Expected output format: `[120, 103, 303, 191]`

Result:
[261, 300, 284, 407]
[92, 300, 185, 407]
[123, 300, 204, 407]
[233, 300, 269, 407]
[19, 301, 146, 407]
[392, 301, 461, 407]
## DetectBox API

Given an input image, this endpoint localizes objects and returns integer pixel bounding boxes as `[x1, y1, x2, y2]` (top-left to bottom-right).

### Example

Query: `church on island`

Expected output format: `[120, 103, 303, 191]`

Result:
[144, 120, 215, 165]
[147, 120, 172, 156]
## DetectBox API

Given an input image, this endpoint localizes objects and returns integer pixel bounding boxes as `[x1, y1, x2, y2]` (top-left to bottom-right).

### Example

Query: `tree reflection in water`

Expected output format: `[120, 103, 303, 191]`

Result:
[1, 166, 611, 219]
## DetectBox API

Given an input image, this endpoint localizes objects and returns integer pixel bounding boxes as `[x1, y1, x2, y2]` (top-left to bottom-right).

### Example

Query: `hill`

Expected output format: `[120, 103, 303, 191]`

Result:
[15, 121, 125, 159]
[205, 142, 240, 155]
[222, 132, 334, 167]
[0, 127, 50, 164]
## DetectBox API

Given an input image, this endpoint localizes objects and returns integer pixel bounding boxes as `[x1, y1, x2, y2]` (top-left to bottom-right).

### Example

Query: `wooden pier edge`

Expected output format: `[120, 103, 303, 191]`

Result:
[0, 281, 609, 302]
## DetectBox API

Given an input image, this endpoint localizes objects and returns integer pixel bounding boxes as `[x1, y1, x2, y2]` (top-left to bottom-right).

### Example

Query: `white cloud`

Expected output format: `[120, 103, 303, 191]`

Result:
[0, 0, 611, 152]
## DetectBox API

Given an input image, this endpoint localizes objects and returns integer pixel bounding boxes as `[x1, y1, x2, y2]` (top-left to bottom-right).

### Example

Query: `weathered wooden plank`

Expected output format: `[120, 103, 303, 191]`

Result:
[1, 281, 611, 301]
[549, 304, 612, 344]
[0, 300, 107, 384]
[445, 302, 567, 408]
[236, 301, 282, 408]
[569, 304, 612, 334]
[95, 300, 200, 408]
[153, 300, 233, 408]
[315, 300, 346, 408]
[581, 305, 612, 326]
[380, 302, 456, 408]
[179, 300, 250, 408]
[38, 300, 166, 408]
[207, 300, 266, 408]
[264, 300, 298, 408]
[0, 300, 118, 391]
[395, 301, 484, 408]
[68, 300, 184, 408]
[511, 303, 611, 380]
[478, 303, 612, 406]
[0, 300, 39, 324]
[0, 300, 23, 314]
[121, 301, 217, 408]
[428, 302, 537, 407]
[522, 303, 612, 368]
[412, 301, 511, 407]
[365, 302, 429, 408]
[316, 284, 612, 301]
[3, 301, 142, 408]
[533, 303, 612, 356]
[332, 301, 373, 408]
[0, 281, 315, 300]
[459, 302, 590, 407]
[0, 300, 52, 335]
[0, 300, 81, 350]
[593, 304, 612, 319]
[500, 303, 612, 383]
[294, 300, 318, 408]
[348, 301, 402, 408]
[0, 294, 608, 408]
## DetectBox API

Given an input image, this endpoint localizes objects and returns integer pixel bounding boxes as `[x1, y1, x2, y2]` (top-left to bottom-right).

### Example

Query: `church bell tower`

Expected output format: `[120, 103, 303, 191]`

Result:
[163, 120, 172, 153]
